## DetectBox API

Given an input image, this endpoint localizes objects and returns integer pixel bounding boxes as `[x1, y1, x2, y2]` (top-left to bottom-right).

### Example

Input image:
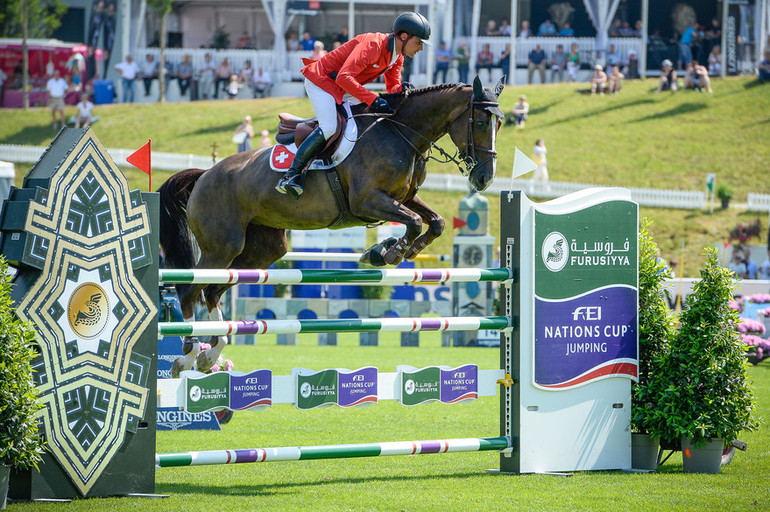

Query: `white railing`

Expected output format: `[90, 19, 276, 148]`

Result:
[747, 193, 770, 212]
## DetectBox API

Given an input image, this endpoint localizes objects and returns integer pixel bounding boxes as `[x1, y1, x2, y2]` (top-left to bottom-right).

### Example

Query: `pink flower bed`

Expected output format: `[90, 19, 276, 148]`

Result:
[743, 334, 770, 361]
[738, 317, 766, 335]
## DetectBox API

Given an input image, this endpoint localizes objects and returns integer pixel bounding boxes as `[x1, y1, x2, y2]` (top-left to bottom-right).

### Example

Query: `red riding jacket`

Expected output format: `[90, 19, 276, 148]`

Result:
[301, 32, 404, 106]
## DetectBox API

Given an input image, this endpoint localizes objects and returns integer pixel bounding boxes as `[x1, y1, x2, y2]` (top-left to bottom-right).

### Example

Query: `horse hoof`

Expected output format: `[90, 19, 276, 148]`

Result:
[384, 250, 404, 265]
[196, 349, 216, 373]
[360, 243, 387, 267]
[171, 357, 188, 378]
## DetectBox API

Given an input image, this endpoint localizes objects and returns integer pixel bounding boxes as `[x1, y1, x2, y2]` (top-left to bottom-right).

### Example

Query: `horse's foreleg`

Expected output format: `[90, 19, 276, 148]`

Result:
[402, 195, 445, 260]
[353, 193, 422, 266]
[196, 303, 228, 372]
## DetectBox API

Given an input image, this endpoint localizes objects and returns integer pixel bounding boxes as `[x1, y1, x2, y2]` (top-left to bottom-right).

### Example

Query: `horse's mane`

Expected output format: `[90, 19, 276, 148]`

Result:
[379, 82, 467, 102]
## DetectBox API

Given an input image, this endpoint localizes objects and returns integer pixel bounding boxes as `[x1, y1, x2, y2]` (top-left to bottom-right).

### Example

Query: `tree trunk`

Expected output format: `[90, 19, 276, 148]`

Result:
[22, 0, 29, 110]
[159, 12, 167, 103]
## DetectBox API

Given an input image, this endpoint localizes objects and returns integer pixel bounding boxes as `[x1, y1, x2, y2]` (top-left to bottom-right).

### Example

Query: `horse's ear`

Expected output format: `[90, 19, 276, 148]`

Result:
[494, 76, 506, 97]
[472, 75, 484, 101]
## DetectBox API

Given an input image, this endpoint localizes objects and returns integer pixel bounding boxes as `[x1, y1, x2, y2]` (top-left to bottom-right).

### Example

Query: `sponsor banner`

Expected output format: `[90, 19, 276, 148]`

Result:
[400, 366, 441, 406]
[440, 364, 478, 403]
[185, 372, 231, 413]
[158, 336, 183, 379]
[296, 369, 339, 410]
[534, 287, 638, 389]
[338, 367, 378, 407]
[230, 369, 272, 410]
[156, 407, 221, 431]
[400, 365, 479, 406]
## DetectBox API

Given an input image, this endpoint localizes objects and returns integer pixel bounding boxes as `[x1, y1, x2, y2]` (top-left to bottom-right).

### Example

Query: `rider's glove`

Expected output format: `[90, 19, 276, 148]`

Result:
[401, 82, 415, 92]
[369, 97, 394, 114]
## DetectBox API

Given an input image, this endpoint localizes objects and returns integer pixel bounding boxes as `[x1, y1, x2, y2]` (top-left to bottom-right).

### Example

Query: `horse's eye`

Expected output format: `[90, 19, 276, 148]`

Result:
[476, 120, 486, 127]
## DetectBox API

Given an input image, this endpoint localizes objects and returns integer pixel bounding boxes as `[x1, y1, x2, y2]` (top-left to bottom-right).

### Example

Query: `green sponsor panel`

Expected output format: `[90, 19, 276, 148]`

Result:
[186, 372, 231, 413]
[535, 200, 637, 299]
[296, 369, 339, 409]
[400, 367, 441, 406]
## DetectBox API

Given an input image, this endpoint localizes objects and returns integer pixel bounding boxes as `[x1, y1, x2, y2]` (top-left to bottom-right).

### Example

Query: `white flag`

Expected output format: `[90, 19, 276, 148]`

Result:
[512, 147, 538, 178]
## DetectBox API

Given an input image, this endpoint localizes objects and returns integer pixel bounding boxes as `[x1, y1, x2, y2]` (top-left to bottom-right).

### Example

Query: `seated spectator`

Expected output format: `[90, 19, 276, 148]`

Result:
[683, 61, 712, 92]
[252, 67, 272, 98]
[566, 42, 580, 81]
[141, 54, 159, 96]
[550, 44, 567, 82]
[239, 59, 255, 85]
[760, 49, 770, 84]
[176, 54, 193, 96]
[434, 41, 452, 83]
[286, 32, 300, 51]
[655, 59, 678, 92]
[537, 19, 556, 37]
[214, 57, 234, 99]
[528, 44, 547, 84]
[74, 93, 94, 128]
[506, 94, 529, 128]
[225, 74, 241, 99]
[236, 31, 254, 49]
[259, 129, 272, 149]
[619, 21, 635, 37]
[485, 20, 499, 36]
[301, 31, 316, 51]
[499, 19, 512, 36]
[627, 50, 639, 79]
[608, 65, 624, 93]
[609, 19, 622, 37]
[728, 251, 748, 279]
[558, 23, 574, 37]
[634, 20, 644, 37]
[455, 42, 470, 84]
[589, 64, 608, 95]
[519, 20, 531, 39]
[199, 52, 216, 99]
[476, 43, 495, 80]
[162, 57, 176, 95]
[708, 45, 722, 75]
[605, 44, 622, 73]
[311, 40, 327, 60]
[745, 248, 759, 280]
[497, 44, 511, 77]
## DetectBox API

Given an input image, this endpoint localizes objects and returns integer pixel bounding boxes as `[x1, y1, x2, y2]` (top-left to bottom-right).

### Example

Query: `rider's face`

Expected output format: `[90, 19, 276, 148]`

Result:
[402, 36, 424, 58]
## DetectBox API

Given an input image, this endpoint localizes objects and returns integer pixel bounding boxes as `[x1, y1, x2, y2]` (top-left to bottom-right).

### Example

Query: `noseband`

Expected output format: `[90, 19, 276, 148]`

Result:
[449, 95, 500, 176]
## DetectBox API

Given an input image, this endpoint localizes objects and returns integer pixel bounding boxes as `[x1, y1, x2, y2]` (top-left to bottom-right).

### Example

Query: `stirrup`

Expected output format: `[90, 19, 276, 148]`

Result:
[285, 174, 305, 199]
[276, 170, 300, 195]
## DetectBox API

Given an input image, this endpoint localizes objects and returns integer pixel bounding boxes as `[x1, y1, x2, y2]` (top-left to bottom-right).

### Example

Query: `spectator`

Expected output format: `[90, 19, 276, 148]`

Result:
[252, 67, 272, 98]
[214, 57, 234, 99]
[705, 17, 722, 41]
[708, 45, 722, 75]
[485, 20, 499, 36]
[527, 43, 547, 84]
[605, 44, 622, 73]
[519, 20, 531, 39]
[236, 31, 253, 49]
[566, 42, 580, 81]
[434, 41, 452, 83]
[506, 94, 529, 128]
[336, 26, 349, 45]
[679, 22, 696, 70]
[609, 19, 622, 37]
[532, 138, 550, 189]
[550, 44, 567, 82]
[656, 59, 678, 92]
[633, 20, 644, 37]
[199, 53, 216, 99]
[745, 248, 759, 280]
[498, 44, 511, 79]
[163, 57, 177, 96]
[608, 65, 624, 93]
[287, 32, 300, 51]
[476, 43, 495, 81]
[589, 64, 608, 95]
[759, 49, 770, 84]
[74, 93, 94, 128]
[176, 54, 193, 97]
[141, 53, 159, 96]
[301, 31, 316, 51]
[627, 50, 639, 79]
[114, 54, 140, 103]
[259, 129, 272, 149]
[455, 42, 470, 84]
[46, 69, 69, 129]
[311, 40, 327, 61]
[537, 19, 556, 37]
[225, 74, 241, 99]
[619, 21, 634, 37]
[683, 60, 712, 92]
[233, 115, 255, 153]
[728, 251, 748, 279]
[0, 67, 7, 104]
[558, 22, 574, 37]
[499, 19, 512, 36]
[239, 59, 255, 87]
[759, 250, 770, 279]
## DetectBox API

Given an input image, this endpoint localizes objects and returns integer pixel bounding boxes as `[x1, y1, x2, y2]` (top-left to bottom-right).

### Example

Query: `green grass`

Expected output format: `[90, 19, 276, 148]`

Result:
[1, 76, 768, 277]
[8, 339, 770, 511]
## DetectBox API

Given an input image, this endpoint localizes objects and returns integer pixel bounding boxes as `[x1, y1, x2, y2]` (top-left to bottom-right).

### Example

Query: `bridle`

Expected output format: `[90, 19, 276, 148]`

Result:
[448, 94, 500, 176]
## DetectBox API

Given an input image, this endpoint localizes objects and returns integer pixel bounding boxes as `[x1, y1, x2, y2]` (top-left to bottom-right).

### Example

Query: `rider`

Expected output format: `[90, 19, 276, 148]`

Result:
[275, 11, 431, 199]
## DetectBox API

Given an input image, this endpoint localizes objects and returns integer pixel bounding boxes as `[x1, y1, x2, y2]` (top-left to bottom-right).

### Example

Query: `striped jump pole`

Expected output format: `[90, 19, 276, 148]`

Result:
[156, 436, 511, 468]
[280, 252, 451, 263]
[159, 267, 512, 285]
[159, 316, 511, 337]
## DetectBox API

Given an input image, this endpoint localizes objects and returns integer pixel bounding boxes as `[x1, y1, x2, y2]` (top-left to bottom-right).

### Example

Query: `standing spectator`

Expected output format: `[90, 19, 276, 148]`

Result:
[759, 49, 770, 84]
[558, 23, 574, 37]
[759, 250, 770, 279]
[236, 31, 253, 49]
[115, 54, 140, 103]
[708, 45, 722, 75]
[679, 22, 696, 70]
[633, 20, 644, 37]
[454, 41, 470, 84]
[484, 20, 499, 36]
[566, 42, 580, 81]
[499, 19, 512, 36]
[199, 53, 216, 99]
[336, 26, 349, 45]
[619, 21, 634, 37]
[527, 43, 547, 84]
[252, 67, 272, 98]
[728, 251, 748, 279]
[141, 53, 159, 96]
[519, 20, 532, 38]
[589, 64, 608, 95]
[46, 69, 69, 129]
[609, 19, 622, 37]
[301, 31, 316, 51]
[176, 54, 193, 97]
[434, 41, 452, 83]
[214, 57, 234, 99]
[537, 19, 556, 37]
[311, 41, 327, 61]
[745, 248, 759, 280]
[287, 32, 300, 51]
[233, 115, 255, 153]
[656, 59, 679, 92]
[74, 93, 94, 128]
[531, 139, 550, 189]
[550, 44, 567, 82]
[259, 129, 272, 149]
[627, 49, 639, 79]
[497, 44, 511, 79]
[506, 94, 529, 128]
[476, 43, 495, 81]
[225, 74, 241, 99]
[608, 65, 624, 93]
[605, 44, 622, 73]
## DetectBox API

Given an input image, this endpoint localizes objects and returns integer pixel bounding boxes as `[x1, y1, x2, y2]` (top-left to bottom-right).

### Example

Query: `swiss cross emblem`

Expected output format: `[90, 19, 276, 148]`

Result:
[270, 144, 296, 170]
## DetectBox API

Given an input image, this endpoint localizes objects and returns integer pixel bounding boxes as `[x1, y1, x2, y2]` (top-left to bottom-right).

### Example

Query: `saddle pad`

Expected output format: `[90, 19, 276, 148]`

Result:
[269, 103, 358, 173]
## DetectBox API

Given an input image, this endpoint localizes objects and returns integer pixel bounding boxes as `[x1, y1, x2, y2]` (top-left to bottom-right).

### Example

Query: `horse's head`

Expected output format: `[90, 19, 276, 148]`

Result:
[447, 76, 505, 191]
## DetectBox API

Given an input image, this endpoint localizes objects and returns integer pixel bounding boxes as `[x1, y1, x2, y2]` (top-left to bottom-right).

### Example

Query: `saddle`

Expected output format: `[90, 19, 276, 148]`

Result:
[275, 106, 348, 161]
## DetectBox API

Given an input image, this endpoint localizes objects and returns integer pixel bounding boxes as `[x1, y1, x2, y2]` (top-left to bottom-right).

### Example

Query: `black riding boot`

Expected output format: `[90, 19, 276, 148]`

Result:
[275, 127, 327, 199]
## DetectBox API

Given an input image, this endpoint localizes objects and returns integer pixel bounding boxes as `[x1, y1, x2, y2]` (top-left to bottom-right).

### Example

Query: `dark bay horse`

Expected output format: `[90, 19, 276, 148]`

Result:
[159, 77, 504, 373]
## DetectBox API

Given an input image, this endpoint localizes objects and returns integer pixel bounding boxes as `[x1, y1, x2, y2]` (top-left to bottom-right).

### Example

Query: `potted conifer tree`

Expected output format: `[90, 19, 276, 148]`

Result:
[0, 257, 44, 509]
[631, 220, 675, 470]
[649, 247, 758, 473]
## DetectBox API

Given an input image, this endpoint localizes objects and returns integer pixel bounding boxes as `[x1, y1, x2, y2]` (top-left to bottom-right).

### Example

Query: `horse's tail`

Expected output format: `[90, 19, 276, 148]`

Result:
[158, 168, 205, 270]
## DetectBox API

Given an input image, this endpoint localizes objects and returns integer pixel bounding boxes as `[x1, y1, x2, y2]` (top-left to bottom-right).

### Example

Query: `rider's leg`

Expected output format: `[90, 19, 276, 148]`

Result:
[275, 78, 337, 199]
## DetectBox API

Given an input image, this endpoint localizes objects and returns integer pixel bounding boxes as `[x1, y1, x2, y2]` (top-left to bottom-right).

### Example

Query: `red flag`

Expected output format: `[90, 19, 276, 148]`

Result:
[453, 217, 467, 230]
[127, 139, 152, 191]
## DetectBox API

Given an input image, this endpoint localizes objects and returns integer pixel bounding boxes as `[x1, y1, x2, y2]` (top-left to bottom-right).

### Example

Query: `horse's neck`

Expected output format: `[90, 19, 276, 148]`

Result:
[397, 89, 470, 151]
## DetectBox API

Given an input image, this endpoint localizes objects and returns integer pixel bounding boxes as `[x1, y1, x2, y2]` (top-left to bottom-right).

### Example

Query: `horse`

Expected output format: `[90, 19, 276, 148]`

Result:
[158, 76, 505, 375]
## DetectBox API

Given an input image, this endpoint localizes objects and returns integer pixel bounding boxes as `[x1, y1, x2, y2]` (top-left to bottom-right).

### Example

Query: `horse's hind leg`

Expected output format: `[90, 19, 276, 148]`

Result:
[354, 193, 422, 267]
[401, 194, 445, 260]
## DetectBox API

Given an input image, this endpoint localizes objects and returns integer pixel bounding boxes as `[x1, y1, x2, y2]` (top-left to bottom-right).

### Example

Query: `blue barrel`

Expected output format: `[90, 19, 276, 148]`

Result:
[93, 79, 114, 104]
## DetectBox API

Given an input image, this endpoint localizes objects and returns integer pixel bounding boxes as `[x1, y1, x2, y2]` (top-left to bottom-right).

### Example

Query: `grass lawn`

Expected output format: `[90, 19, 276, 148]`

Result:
[8, 337, 770, 512]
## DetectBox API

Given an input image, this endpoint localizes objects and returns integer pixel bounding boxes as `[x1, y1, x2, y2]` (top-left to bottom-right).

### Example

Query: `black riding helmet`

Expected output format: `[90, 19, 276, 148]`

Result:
[393, 12, 431, 44]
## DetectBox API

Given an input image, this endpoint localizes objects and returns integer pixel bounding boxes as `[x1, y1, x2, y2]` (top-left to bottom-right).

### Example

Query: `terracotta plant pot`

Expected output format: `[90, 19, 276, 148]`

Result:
[681, 437, 724, 473]
[631, 433, 659, 470]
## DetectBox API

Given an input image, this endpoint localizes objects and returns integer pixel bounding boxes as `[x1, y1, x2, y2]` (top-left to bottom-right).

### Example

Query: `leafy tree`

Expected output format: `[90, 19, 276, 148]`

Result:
[0, 0, 67, 38]
[147, 0, 173, 103]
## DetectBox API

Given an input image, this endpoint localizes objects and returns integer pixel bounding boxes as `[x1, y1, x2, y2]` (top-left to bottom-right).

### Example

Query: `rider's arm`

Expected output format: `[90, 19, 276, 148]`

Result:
[335, 36, 383, 105]
[383, 55, 404, 94]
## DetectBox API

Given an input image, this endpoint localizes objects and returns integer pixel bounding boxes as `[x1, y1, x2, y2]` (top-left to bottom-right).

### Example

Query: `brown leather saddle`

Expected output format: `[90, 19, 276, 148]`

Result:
[275, 106, 348, 161]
